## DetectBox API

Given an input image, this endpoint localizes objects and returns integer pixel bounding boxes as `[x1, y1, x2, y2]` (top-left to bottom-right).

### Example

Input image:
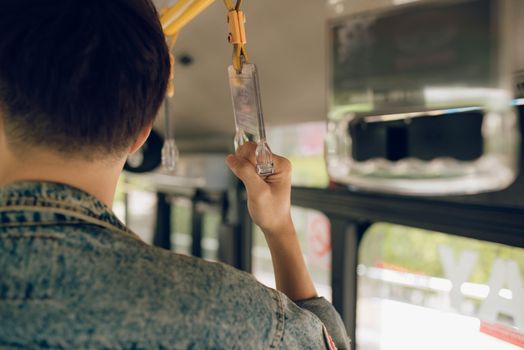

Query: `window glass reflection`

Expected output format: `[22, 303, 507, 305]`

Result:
[358, 223, 524, 350]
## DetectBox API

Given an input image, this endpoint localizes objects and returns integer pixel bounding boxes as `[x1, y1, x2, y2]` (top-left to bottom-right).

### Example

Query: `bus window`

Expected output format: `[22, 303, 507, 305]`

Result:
[170, 197, 192, 256]
[267, 122, 329, 188]
[125, 187, 157, 244]
[201, 206, 221, 261]
[170, 197, 223, 261]
[357, 223, 524, 350]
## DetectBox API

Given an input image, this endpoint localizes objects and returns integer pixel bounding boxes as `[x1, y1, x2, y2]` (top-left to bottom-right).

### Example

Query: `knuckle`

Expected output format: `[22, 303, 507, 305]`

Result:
[280, 158, 292, 172]
[285, 159, 292, 171]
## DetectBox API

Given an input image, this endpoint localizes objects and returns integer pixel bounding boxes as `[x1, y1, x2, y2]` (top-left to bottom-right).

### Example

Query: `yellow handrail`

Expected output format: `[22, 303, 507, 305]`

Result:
[160, 0, 192, 30]
[160, 0, 215, 96]
[161, 0, 215, 36]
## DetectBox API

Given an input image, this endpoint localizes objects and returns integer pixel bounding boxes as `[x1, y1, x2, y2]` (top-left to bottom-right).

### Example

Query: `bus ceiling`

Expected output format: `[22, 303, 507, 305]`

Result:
[151, 0, 327, 143]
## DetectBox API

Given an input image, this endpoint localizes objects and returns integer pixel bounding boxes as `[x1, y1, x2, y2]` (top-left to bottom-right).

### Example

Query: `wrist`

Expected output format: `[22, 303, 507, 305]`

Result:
[261, 214, 295, 238]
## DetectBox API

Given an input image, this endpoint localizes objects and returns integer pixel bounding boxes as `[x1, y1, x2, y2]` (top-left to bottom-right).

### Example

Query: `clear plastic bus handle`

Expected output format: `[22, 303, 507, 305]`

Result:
[228, 63, 274, 176]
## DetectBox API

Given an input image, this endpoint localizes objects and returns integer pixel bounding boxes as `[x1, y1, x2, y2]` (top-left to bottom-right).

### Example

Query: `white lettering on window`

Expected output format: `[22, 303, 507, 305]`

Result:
[438, 245, 479, 311]
[478, 259, 524, 329]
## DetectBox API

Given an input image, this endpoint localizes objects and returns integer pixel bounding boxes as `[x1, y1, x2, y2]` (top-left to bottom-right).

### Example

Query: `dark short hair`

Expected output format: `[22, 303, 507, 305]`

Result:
[0, 0, 170, 158]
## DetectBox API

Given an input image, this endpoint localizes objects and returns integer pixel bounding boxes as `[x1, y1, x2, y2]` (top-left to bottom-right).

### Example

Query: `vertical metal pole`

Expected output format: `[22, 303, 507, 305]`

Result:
[225, 180, 253, 272]
[329, 216, 367, 349]
[236, 187, 253, 272]
[191, 190, 203, 258]
[218, 192, 236, 266]
[218, 222, 236, 266]
[153, 192, 172, 250]
[237, 191, 253, 272]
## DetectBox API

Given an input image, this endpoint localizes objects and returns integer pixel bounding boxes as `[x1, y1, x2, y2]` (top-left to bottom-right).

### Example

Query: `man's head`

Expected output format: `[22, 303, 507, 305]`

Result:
[0, 0, 170, 160]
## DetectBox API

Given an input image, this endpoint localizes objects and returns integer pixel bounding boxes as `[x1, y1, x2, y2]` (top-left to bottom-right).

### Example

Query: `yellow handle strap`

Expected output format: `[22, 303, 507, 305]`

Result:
[166, 34, 178, 97]
[224, 0, 249, 73]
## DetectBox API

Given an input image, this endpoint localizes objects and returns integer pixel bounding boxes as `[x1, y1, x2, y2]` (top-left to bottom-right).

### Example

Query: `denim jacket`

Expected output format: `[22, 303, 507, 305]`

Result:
[0, 182, 350, 349]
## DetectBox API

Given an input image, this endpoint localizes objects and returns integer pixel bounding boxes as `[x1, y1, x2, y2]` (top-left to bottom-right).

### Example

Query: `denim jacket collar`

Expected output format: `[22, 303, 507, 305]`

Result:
[0, 181, 137, 239]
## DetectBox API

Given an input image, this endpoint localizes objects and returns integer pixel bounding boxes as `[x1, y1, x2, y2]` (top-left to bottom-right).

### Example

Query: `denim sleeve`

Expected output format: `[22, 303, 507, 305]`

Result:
[275, 289, 351, 350]
[213, 258, 351, 349]
[296, 297, 351, 349]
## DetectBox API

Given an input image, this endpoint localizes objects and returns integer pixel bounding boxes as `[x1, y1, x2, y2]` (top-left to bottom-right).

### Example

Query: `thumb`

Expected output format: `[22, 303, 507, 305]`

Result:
[226, 154, 266, 193]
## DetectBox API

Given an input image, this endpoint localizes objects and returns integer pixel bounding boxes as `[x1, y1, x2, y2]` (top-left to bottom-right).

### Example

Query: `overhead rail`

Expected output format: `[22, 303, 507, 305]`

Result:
[160, 0, 215, 36]
[159, 0, 216, 96]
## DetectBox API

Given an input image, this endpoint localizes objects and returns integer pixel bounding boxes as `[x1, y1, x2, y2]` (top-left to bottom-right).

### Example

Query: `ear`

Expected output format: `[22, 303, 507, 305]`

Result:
[129, 125, 152, 154]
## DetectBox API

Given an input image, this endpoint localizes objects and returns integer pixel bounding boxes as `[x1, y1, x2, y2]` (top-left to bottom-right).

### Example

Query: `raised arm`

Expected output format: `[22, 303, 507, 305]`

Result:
[226, 142, 316, 301]
[226, 142, 351, 349]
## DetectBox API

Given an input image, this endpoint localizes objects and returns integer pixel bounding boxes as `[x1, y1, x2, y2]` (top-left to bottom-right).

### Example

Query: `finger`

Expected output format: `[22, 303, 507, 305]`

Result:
[235, 142, 257, 166]
[226, 154, 266, 193]
[271, 153, 292, 173]
[237, 142, 292, 178]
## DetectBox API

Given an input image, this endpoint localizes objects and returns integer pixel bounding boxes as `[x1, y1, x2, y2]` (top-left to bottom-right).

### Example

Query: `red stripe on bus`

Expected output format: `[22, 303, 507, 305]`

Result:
[480, 321, 524, 348]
